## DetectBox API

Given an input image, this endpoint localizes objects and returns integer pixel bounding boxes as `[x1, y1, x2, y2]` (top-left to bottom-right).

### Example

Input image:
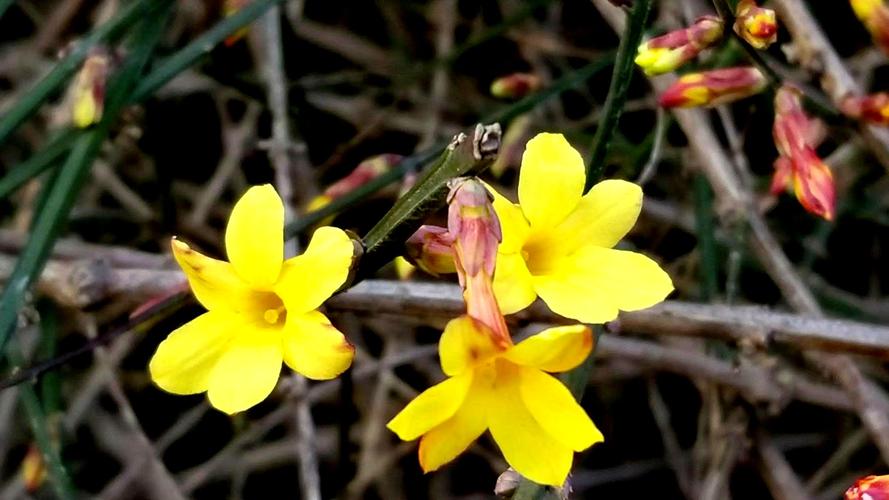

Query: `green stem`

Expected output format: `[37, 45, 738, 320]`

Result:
[0, 129, 79, 200]
[37, 301, 61, 415]
[0, 0, 15, 20]
[694, 175, 719, 301]
[0, 0, 159, 146]
[131, 0, 288, 103]
[0, 4, 171, 360]
[7, 342, 75, 499]
[584, 0, 653, 191]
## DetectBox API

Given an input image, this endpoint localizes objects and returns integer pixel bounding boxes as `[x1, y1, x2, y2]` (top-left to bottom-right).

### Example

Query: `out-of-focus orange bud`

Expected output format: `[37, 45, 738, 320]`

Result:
[635, 15, 724, 75]
[658, 66, 767, 108]
[734, 0, 778, 49]
[771, 86, 836, 220]
[22, 444, 46, 493]
[490, 73, 542, 99]
[325, 154, 403, 199]
[305, 153, 404, 217]
[841, 92, 889, 125]
[845, 474, 889, 500]
[405, 225, 456, 276]
[70, 49, 110, 128]
[850, 0, 889, 56]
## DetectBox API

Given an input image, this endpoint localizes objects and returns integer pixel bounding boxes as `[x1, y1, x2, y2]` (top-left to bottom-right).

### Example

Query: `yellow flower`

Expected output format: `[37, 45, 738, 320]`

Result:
[488, 133, 673, 324]
[149, 185, 357, 414]
[387, 315, 602, 486]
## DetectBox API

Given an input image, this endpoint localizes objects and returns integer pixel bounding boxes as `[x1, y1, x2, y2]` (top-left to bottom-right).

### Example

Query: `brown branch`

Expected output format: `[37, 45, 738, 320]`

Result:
[756, 431, 812, 500]
[328, 280, 889, 358]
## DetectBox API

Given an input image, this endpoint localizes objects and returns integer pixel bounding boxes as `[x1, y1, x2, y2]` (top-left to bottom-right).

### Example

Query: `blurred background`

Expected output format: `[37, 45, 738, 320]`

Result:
[1, 0, 889, 498]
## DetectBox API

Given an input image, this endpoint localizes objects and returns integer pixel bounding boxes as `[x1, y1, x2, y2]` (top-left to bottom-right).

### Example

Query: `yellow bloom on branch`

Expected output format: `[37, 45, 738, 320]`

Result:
[488, 133, 673, 324]
[387, 315, 602, 486]
[149, 185, 357, 414]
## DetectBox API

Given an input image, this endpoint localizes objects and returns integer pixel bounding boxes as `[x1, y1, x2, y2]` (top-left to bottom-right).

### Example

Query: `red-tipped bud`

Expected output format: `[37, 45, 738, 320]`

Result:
[841, 92, 889, 125]
[734, 0, 778, 49]
[658, 66, 767, 108]
[850, 0, 889, 56]
[635, 16, 724, 75]
[405, 225, 456, 276]
[70, 49, 110, 128]
[22, 444, 46, 493]
[490, 73, 542, 99]
[772, 86, 836, 220]
[846, 474, 889, 500]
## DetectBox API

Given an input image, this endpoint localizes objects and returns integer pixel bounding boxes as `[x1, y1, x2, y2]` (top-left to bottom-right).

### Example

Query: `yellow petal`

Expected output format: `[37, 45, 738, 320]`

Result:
[487, 361, 574, 486]
[207, 326, 283, 414]
[387, 372, 473, 441]
[439, 315, 503, 376]
[225, 184, 284, 288]
[274, 226, 355, 314]
[518, 133, 585, 228]
[534, 246, 673, 324]
[484, 182, 530, 253]
[519, 367, 603, 451]
[550, 179, 642, 253]
[282, 311, 354, 380]
[149, 311, 236, 394]
[492, 252, 537, 315]
[505, 324, 592, 372]
[171, 238, 253, 313]
[418, 379, 489, 472]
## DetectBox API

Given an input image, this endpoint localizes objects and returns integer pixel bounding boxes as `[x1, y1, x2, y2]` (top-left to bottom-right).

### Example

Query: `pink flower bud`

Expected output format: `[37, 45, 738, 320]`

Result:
[840, 92, 889, 125]
[405, 225, 456, 276]
[658, 66, 767, 108]
[490, 73, 542, 99]
[772, 86, 836, 220]
[70, 49, 110, 128]
[846, 474, 889, 500]
[635, 16, 724, 75]
[734, 0, 778, 49]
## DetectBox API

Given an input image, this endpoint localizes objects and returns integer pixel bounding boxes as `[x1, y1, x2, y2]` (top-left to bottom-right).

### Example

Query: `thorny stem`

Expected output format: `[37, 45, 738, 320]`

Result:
[7, 343, 76, 500]
[357, 124, 501, 279]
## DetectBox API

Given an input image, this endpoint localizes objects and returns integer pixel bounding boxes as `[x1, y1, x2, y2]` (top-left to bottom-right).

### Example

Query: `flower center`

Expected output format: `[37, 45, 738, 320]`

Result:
[252, 291, 287, 327]
[521, 234, 560, 276]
